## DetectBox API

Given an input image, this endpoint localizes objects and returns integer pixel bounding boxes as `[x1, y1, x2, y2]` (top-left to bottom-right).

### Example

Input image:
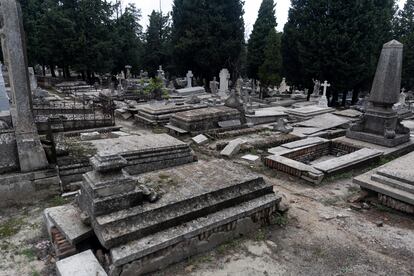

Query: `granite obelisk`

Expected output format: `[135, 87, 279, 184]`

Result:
[347, 40, 410, 147]
[0, 0, 49, 171]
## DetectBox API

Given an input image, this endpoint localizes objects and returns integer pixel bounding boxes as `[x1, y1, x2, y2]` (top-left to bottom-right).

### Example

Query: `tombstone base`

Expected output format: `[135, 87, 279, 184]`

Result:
[15, 132, 49, 172]
[347, 105, 410, 147]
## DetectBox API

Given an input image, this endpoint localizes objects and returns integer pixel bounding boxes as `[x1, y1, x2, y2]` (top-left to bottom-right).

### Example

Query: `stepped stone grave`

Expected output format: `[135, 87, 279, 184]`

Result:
[135, 102, 206, 126]
[347, 40, 410, 147]
[265, 138, 383, 184]
[354, 151, 414, 213]
[88, 133, 196, 175]
[58, 159, 282, 275]
[168, 106, 241, 133]
[245, 106, 288, 125]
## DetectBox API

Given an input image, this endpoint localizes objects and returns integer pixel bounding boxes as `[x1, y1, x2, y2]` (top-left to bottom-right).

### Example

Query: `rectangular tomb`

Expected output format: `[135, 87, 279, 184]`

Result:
[265, 139, 383, 184]
[169, 106, 241, 132]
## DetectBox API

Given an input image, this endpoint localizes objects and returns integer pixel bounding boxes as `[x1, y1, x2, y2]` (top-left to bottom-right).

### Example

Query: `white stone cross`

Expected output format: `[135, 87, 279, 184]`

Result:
[186, 70, 193, 88]
[321, 80, 331, 97]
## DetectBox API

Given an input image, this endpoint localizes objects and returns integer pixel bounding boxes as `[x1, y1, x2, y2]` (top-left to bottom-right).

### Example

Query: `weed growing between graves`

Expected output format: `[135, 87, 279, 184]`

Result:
[271, 212, 289, 227]
[216, 238, 243, 255]
[20, 248, 36, 261]
[0, 217, 25, 238]
[64, 137, 97, 159]
[48, 196, 68, 207]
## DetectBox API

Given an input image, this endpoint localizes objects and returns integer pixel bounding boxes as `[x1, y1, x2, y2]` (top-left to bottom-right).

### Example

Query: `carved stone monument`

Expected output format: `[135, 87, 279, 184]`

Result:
[0, 0, 49, 171]
[219, 68, 230, 94]
[347, 40, 410, 147]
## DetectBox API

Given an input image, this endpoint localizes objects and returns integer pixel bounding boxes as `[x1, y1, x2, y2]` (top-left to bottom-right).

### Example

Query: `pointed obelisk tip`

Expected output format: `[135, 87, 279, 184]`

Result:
[383, 40, 403, 48]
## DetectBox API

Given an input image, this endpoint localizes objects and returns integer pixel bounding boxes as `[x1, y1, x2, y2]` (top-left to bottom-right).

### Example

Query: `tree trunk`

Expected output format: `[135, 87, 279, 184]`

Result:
[341, 90, 348, 106]
[42, 64, 46, 76]
[50, 65, 56, 78]
[352, 90, 360, 105]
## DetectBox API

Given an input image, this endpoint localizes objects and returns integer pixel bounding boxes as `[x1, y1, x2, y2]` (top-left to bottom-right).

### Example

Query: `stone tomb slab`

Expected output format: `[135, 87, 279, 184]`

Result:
[286, 106, 334, 120]
[56, 250, 107, 276]
[295, 113, 351, 135]
[354, 151, 414, 206]
[313, 148, 383, 174]
[45, 204, 93, 245]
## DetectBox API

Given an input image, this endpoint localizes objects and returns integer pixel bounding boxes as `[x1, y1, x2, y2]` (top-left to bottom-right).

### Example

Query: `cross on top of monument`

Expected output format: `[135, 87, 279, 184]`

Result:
[322, 80, 331, 95]
[186, 70, 193, 78]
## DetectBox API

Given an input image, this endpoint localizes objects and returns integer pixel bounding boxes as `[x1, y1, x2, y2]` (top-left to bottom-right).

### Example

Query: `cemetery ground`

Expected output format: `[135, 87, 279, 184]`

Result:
[0, 148, 413, 276]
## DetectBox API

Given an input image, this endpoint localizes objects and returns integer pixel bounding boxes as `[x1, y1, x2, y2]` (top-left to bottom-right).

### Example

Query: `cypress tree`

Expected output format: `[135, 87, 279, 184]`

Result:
[395, 0, 414, 90]
[247, 0, 277, 79]
[259, 29, 282, 86]
[282, 0, 395, 105]
[143, 11, 172, 77]
[171, 0, 245, 81]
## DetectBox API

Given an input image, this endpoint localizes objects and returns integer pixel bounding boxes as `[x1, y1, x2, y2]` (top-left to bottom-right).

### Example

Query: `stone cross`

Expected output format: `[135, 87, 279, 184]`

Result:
[321, 81, 331, 97]
[0, 0, 49, 171]
[219, 68, 230, 93]
[318, 80, 330, 108]
[157, 65, 165, 79]
[186, 70, 193, 88]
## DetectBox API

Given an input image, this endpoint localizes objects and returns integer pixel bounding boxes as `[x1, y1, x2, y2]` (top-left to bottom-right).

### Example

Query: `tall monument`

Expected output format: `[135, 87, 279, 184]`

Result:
[347, 40, 410, 147]
[0, 0, 49, 171]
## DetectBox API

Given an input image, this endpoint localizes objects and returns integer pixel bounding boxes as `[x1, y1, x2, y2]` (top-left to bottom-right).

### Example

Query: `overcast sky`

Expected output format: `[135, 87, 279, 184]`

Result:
[119, 0, 407, 36]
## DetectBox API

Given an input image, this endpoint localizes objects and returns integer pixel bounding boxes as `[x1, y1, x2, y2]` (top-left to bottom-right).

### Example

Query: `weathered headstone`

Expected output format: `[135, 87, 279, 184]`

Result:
[210, 77, 219, 95]
[0, 0, 49, 171]
[28, 67, 37, 91]
[219, 68, 230, 94]
[278, 78, 290, 93]
[186, 70, 193, 88]
[347, 40, 410, 147]
[0, 63, 10, 111]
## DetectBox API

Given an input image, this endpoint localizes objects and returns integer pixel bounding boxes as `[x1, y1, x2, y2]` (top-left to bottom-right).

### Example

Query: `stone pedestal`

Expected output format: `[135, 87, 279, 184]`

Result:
[347, 40, 410, 147]
[0, 0, 49, 171]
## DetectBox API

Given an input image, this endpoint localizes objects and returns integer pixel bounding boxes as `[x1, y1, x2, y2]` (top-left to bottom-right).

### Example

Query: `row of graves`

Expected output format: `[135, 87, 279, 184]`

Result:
[1, 1, 414, 274]
[0, 1, 283, 276]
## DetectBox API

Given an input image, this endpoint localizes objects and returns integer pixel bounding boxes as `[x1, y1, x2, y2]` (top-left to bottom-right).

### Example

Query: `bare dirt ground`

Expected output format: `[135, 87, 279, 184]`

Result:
[0, 156, 413, 276]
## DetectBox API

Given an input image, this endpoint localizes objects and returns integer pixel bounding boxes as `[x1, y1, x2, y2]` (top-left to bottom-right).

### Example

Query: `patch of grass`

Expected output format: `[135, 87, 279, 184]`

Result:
[21, 248, 36, 261]
[255, 229, 266, 241]
[158, 173, 170, 180]
[65, 138, 97, 159]
[372, 202, 393, 212]
[152, 127, 167, 134]
[188, 254, 214, 267]
[271, 213, 289, 227]
[48, 196, 68, 207]
[324, 172, 353, 183]
[0, 217, 25, 239]
[321, 196, 343, 206]
[31, 270, 41, 276]
[216, 238, 243, 255]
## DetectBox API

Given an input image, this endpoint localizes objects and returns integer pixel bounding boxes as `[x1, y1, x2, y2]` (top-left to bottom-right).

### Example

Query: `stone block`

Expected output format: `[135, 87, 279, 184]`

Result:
[80, 132, 101, 141]
[45, 204, 93, 245]
[192, 134, 209, 145]
[220, 138, 245, 157]
[56, 250, 107, 276]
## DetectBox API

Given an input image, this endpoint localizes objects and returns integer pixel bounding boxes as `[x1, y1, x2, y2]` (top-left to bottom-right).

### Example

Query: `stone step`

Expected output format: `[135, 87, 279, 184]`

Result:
[371, 174, 414, 194]
[123, 155, 195, 175]
[354, 173, 414, 206]
[313, 148, 383, 174]
[110, 193, 281, 269]
[95, 177, 273, 249]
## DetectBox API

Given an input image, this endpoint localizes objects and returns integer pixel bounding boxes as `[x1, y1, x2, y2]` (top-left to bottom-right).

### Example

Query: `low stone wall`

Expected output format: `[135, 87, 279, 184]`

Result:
[283, 142, 330, 163]
[0, 168, 60, 207]
[0, 130, 19, 174]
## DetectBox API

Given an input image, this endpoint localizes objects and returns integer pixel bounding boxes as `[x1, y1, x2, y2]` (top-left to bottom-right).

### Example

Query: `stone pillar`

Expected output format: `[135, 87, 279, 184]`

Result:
[0, 0, 48, 171]
[347, 40, 410, 147]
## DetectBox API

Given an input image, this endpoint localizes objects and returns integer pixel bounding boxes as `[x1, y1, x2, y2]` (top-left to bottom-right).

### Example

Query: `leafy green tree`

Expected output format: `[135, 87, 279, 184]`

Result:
[394, 0, 414, 90]
[282, 0, 395, 106]
[259, 29, 282, 86]
[171, 0, 245, 81]
[247, 0, 277, 79]
[143, 11, 172, 76]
